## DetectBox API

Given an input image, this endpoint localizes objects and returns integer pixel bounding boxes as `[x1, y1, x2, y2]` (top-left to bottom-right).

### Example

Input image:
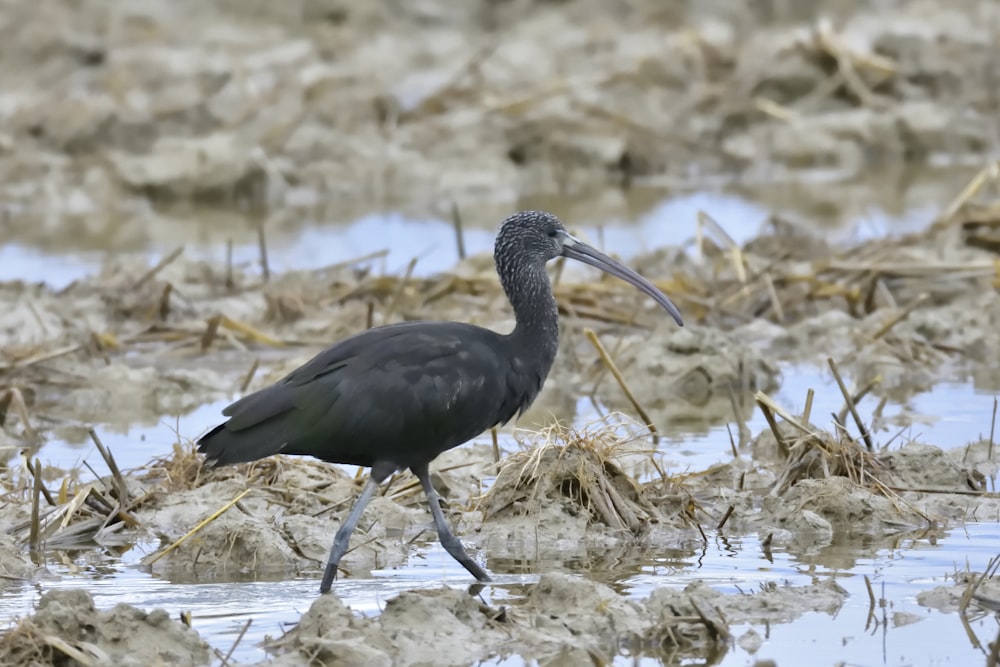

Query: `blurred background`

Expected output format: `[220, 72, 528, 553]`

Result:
[3, 2, 1000, 665]
[2, 0, 997, 284]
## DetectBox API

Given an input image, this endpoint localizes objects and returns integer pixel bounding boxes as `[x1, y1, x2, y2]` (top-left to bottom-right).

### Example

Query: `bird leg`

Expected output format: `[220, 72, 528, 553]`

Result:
[319, 474, 381, 593]
[412, 463, 492, 583]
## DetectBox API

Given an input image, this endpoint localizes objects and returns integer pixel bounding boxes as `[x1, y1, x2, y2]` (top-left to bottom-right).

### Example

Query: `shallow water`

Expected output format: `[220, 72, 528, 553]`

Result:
[3, 361, 996, 664]
[0, 166, 973, 289]
[2, 522, 995, 665]
[3, 172, 998, 664]
[34, 361, 1000, 483]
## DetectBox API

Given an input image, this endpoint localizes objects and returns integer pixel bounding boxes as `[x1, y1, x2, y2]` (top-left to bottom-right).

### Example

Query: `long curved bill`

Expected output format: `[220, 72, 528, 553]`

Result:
[558, 232, 684, 326]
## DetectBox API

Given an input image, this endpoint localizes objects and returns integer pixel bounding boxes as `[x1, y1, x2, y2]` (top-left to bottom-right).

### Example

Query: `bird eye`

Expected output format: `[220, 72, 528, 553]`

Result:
[547, 230, 558, 238]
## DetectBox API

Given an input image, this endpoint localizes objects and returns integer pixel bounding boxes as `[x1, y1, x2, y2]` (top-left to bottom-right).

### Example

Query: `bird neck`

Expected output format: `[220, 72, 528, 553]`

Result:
[501, 262, 560, 369]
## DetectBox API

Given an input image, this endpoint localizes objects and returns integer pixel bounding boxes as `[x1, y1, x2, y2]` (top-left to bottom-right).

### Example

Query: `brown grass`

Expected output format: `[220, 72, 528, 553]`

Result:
[480, 418, 688, 533]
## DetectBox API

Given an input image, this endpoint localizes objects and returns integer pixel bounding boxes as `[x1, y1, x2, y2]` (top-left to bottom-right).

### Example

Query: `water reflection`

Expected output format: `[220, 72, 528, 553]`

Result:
[16, 365, 998, 485]
[2, 522, 993, 665]
[0, 166, 977, 289]
[1, 170, 995, 665]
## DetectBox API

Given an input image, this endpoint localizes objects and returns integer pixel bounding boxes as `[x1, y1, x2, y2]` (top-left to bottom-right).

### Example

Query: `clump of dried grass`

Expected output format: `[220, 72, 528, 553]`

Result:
[137, 435, 351, 501]
[755, 388, 888, 490]
[769, 424, 887, 496]
[137, 438, 206, 492]
[481, 417, 666, 533]
[0, 618, 52, 667]
[3, 444, 143, 551]
[754, 388, 931, 524]
[0, 615, 114, 667]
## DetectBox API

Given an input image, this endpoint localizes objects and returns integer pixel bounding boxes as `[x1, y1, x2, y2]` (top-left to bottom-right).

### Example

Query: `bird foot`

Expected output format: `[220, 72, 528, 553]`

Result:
[319, 562, 340, 594]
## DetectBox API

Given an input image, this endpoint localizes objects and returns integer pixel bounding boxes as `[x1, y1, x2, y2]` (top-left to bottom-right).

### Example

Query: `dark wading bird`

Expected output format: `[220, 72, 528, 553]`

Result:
[197, 210, 683, 593]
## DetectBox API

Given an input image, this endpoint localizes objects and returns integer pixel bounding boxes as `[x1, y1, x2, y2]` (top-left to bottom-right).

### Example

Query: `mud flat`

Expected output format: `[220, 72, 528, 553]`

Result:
[0, 419, 997, 665]
[3, 133, 1000, 666]
[2, 0, 1000, 246]
[2, 401, 999, 664]
[3, 165, 1000, 663]
[4, 0, 1000, 664]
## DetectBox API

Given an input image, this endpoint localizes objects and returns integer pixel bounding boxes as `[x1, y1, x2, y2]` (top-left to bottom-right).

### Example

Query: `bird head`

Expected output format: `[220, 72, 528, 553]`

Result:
[495, 210, 683, 326]
[494, 210, 568, 265]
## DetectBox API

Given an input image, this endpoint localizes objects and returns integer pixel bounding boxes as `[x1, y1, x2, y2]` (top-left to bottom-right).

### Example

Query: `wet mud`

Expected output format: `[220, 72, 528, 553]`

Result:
[2, 0, 1000, 244]
[4, 0, 1000, 665]
[0, 589, 211, 667]
[2, 415, 996, 664]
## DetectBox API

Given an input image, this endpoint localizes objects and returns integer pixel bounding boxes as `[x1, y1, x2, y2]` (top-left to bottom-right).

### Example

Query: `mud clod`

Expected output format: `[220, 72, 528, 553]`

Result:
[0, 589, 211, 667]
[0, 535, 33, 580]
[478, 424, 697, 563]
[525, 572, 649, 644]
[598, 325, 781, 428]
[883, 442, 982, 490]
[646, 579, 848, 626]
[3, 1, 1000, 663]
[483, 433, 659, 532]
[377, 588, 507, 665]
[135, 457, 425, 579]
[266, 587, 508, 667]
[763, 477, 908, 540]
[265, 593, 392, 667]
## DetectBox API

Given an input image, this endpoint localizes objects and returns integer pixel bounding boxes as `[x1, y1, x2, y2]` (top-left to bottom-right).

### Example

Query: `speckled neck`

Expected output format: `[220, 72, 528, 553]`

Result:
[494, 228, 560, 374]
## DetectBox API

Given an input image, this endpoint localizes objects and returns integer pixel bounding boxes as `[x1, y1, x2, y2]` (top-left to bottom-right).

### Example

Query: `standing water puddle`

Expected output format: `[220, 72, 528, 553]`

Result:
[0, 167, 972, 289]
[1, 365, 998, 664]
[28, 362, 1000, 480]
[1, 521, 995, 664]
[3, 175, 999, 664]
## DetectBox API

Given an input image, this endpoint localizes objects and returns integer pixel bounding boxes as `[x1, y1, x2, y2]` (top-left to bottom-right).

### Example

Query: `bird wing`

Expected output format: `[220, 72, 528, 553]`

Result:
[199, 321, 520, 468]
[219, 321, 430, 430]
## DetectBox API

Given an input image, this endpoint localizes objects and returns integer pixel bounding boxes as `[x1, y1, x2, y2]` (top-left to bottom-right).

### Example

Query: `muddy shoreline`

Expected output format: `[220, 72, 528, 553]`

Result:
[4, 0, 1000, 665]
[1, 419, 996, 664]
[3, 0, 1000, 245]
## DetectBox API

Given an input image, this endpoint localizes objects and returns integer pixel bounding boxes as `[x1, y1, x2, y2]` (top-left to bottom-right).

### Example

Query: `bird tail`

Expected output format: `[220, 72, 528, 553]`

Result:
[196, 418, 289, 468]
